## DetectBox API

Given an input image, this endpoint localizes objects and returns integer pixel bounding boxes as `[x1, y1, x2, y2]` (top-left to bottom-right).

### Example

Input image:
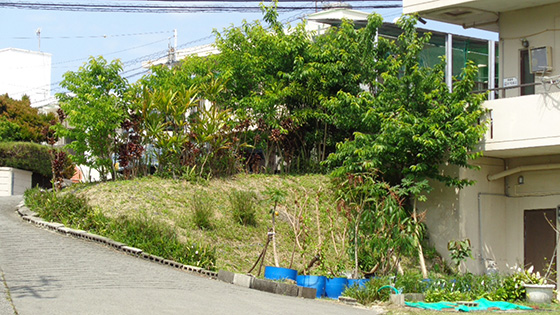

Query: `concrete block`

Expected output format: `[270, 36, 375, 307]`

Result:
[251, 278, 277, 294]
[217, 270, 234, 283]
[184, 265, 202, 273]
[390, 294, 405, 306]
[297, 286, 316, 299]
[404, 293, 424, 302]
[45, 222, 64, 230]
[339, 296, 358, 305]
[275, 282, 299, 297]
[233, 273, 253, 288]
[57, 227, 72, 234]
[106, 240, 125, 249]
[121, 246, 142, 255]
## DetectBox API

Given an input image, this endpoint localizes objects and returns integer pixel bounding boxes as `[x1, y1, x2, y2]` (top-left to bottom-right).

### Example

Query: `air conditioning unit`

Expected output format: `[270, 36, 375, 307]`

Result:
[530, 46, 552, 73]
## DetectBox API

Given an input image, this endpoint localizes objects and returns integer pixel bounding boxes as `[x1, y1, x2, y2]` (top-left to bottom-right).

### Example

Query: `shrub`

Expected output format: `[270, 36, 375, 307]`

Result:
[191, 193, 214, 230]
[342, 277, 392, 305]
[24, 188, 107, 230]
[0, 142, 74, 178]
[229, 189, 258, 226]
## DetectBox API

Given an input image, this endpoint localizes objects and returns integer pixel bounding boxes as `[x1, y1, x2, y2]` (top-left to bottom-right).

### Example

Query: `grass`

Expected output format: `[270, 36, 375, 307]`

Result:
[28, 173, 352, 275]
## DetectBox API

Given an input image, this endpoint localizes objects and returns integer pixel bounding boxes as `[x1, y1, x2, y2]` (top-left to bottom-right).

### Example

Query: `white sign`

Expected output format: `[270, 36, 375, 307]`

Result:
[503, 77, 518, 88]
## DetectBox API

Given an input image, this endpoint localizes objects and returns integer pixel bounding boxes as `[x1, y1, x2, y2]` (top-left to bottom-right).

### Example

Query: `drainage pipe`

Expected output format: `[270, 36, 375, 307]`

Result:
[487, 164, 560, 181]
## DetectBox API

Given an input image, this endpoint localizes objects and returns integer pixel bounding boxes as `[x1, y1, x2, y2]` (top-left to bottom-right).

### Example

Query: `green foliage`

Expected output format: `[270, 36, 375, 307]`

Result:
[424, 273, 526, 302]
[229, 190, 258, 226]
[108, 216, 216, 269]
[0, 94, 53, 143]
[333, 171, 417, 277]
[24, 188, 107, 230]
[134, 69, 246, 179]
[325, 14, 486, 277]
[325, 14, 487, 192]
[56, 56, 130, 181]
[0, 142, 73, 178]
[448, 239, 473, 269]
[191, 192, 214, 230]
[24, 187, 216, 270]
[342, 277, 392, 305]
[0, 117, 24, 142]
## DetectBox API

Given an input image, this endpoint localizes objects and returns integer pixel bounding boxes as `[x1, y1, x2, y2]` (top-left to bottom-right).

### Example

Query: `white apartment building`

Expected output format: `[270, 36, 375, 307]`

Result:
[404, 0, 560, 281]
[0, 48, 55, 108]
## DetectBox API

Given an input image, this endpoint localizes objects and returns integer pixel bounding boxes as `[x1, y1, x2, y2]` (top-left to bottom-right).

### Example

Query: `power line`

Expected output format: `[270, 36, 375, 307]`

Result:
[8, 30, 172, 40]
[0, 2, 401, 13]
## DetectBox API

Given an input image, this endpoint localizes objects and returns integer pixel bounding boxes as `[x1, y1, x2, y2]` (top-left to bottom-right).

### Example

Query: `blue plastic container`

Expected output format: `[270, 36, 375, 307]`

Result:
[297, 275, 327, 298]
[325, 277, 348, 299]
[347, 278, 370, 289]
[264, 266, 298, 281]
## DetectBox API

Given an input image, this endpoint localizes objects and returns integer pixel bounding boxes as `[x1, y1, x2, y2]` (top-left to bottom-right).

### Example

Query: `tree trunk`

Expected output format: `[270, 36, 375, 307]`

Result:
[353, 209, 363, 279]
[413, 198, 428, 279]
[272, 204, 279, 267]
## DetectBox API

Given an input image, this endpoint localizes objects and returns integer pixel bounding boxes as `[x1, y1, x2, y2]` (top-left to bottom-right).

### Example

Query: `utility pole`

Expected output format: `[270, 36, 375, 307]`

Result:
[167, 29, 178, 66]
[174, 29, 178, 63]
[36, 28, 41, 51]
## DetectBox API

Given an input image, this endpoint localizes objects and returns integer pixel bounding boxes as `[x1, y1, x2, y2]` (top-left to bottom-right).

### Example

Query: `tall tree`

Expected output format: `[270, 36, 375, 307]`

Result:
[56, 56, 129, 181]
[326, 15, 487, 277]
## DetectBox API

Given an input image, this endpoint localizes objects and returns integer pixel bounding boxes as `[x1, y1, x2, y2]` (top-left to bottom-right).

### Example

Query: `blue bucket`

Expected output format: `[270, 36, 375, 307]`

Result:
[347, 278, 370, 289]
[325, 277, 348, 299]
[264, 266, 297, 281]
[297, 275, 326, 298]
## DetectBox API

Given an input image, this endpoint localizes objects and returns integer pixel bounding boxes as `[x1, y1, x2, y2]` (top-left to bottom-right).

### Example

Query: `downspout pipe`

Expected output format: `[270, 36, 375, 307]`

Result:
[487, 164, 560, 181]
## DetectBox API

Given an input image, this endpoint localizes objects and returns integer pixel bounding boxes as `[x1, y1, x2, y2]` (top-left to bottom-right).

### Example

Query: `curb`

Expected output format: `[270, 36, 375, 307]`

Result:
[15, 201, 218, 279]
[216, 269, 317, 299]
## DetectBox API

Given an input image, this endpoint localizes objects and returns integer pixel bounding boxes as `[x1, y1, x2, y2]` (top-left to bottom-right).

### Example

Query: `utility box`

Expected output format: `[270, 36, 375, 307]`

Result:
[0, 167, 32, 196]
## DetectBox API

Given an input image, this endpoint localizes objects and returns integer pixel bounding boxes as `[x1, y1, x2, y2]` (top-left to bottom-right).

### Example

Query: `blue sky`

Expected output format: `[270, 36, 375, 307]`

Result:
[0, 1, 497, 97]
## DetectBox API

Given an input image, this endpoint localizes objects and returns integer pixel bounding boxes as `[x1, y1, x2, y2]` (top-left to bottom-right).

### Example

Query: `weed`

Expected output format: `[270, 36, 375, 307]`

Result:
[229, 189, 258, 226]
[191, 192, 214, 230]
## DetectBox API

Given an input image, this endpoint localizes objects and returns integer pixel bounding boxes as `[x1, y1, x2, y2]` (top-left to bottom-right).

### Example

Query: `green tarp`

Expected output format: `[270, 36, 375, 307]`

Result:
[406, 298, 534, 312]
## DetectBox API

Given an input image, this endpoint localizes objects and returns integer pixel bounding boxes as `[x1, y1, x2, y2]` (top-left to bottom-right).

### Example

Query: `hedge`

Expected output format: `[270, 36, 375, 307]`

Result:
[0, 142, 61, 177]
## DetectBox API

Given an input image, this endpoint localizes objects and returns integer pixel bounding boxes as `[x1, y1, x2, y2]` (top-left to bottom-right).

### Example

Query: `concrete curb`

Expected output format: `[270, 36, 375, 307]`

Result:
[217, 270, 317, 299]
[15, 202, 218, 279]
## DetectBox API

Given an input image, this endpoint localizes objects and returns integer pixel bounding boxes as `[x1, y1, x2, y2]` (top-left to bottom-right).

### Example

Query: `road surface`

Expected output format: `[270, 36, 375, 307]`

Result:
[0, 195, 381, 315]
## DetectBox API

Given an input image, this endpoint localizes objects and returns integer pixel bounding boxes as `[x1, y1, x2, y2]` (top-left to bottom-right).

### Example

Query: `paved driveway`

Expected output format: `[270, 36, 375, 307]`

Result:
[0, 195, 381, 315]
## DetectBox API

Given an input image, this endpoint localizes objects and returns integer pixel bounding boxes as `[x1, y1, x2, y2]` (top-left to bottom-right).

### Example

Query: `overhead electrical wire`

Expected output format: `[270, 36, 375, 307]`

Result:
[0, 1, 401, 13]
[8, 30, 172, 40]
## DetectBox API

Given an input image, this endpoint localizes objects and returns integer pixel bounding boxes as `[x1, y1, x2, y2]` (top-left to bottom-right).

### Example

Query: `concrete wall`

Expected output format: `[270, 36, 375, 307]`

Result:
[419, 157, 505, 274]
[0, 167, 32, 196]
[421, 155, 560, 280]
[0, 48, 52, 105]
[500, 3, 560, 97]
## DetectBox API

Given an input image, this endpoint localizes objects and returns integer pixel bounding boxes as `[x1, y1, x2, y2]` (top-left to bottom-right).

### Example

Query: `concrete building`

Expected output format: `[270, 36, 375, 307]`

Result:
[404, 0, 560, 281]
[0, 48, 55, 108]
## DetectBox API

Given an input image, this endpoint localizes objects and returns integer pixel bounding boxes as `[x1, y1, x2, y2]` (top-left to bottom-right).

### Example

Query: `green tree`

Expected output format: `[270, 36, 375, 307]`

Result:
[326, 15, 487, 277]
[55, 56, 129, 181]
[0, 94, 53, 142]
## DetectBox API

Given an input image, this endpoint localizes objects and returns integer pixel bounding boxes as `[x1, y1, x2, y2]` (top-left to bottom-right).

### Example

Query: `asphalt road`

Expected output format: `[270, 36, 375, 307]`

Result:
[0, 195, 381, 315]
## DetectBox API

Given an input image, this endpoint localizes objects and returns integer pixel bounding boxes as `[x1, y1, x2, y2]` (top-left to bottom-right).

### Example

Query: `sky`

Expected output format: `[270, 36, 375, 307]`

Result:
[0, 1, 498, 99]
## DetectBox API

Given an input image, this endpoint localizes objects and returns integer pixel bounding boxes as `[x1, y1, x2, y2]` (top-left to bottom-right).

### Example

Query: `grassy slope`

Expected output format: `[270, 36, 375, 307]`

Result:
[77, 174, 351, 275]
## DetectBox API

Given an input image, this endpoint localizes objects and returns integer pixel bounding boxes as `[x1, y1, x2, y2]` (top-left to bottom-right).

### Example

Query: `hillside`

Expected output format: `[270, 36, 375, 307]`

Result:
[74, 174, 352, 275]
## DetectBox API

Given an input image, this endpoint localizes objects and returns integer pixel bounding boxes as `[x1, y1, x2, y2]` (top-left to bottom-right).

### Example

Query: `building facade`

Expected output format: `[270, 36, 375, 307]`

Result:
[404, 0, 560, 280]
[0, 48, 53, 107]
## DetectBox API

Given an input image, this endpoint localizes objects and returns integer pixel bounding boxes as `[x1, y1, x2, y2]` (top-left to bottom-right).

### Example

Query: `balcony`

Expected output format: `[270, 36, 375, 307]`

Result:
[481, 91, 560, 158]
[403, 0, 559, 31]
